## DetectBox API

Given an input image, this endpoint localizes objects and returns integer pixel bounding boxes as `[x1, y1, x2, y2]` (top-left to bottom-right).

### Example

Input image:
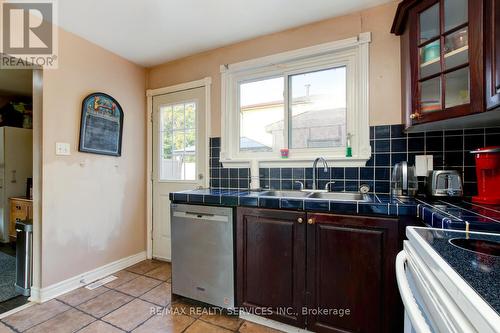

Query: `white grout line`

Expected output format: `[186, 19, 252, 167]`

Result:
[466, 201, 500, 214]
[414, 198, 464, 221]
[437, 200, 500, 223]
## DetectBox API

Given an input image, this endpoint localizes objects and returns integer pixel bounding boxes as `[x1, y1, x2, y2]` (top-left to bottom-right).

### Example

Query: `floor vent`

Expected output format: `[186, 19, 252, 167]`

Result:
[85, 275, 117, 290]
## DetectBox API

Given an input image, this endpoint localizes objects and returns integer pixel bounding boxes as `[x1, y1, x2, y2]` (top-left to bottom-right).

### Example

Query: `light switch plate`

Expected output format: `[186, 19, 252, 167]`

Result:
[55, 142, 71, 156]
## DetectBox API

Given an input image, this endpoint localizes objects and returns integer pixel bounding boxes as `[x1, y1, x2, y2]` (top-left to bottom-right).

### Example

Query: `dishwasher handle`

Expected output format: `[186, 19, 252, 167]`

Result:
[396, 251, 432, 333]
[173, 210, 230, 222]
[185, 211, 214, 218]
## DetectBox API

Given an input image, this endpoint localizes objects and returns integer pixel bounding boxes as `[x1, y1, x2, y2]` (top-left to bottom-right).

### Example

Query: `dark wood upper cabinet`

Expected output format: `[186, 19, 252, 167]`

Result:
[485, 0, 500, 109]
[236, 208, 307, 328]
[392, 0, 500, 127]
[305, 214, 401, 333]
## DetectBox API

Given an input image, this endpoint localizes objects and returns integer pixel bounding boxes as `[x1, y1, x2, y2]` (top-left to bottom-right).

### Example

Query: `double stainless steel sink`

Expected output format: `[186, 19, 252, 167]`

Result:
[259, 190, 369, 202]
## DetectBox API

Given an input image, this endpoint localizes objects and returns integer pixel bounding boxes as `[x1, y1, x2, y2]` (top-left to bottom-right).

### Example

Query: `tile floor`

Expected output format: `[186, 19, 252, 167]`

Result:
[0, 260, 283, 333]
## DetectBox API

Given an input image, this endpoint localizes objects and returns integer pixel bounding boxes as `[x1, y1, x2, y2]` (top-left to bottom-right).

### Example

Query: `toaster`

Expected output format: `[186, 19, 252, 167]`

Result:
[427, 170, 463, 197]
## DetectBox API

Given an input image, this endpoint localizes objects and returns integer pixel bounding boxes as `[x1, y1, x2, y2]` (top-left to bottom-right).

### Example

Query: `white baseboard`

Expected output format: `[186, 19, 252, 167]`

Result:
[239, 311, 312, 333]
[30, 251, 146, 303]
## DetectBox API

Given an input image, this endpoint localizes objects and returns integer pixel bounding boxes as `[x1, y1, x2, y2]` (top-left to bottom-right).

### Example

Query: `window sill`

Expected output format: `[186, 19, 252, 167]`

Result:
[220, 155, 371, 168]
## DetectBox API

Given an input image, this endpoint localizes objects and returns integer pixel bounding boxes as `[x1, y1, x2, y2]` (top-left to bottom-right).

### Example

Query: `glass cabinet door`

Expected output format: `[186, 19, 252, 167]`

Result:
[416, 0, 470, 119]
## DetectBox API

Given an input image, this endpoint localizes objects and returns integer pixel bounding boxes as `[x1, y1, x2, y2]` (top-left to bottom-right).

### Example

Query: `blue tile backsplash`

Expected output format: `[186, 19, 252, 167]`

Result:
[209, 124, 500, 195]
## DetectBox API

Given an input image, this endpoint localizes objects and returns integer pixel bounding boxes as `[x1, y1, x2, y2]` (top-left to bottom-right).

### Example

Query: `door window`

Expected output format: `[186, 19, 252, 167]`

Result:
[159, 101, 196, 180]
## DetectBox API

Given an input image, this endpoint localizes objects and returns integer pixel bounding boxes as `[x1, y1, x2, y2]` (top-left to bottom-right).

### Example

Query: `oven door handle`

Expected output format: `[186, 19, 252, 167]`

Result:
[396, 251, 433, 333]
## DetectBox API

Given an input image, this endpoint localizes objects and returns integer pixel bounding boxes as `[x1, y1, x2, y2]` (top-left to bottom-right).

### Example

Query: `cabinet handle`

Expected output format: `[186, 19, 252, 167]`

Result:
[307, 218, 315, 225]
[409, 113, 422, 120]
[297, 217, 303, 224]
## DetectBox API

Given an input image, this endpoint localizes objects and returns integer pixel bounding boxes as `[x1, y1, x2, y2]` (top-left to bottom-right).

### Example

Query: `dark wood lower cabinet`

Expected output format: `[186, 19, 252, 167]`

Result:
[236, 208, 403, 333]
[236, 208, 307, 328]
[305, 214, 400, 333]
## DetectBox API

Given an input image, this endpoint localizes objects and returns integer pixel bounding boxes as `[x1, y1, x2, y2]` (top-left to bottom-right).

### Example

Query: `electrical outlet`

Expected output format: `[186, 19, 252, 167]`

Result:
[55, 142, 71, 156]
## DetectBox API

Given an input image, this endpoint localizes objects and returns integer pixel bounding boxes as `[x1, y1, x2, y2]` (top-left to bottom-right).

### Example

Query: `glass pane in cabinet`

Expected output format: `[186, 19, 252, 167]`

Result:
[420, 3, 440, 44]
[444, 0, 468, 32]
[444, 27, 468, 69]
[445, 67, 470, 108]
[420, 77, 442, 113]
[420, 40, 441, 78]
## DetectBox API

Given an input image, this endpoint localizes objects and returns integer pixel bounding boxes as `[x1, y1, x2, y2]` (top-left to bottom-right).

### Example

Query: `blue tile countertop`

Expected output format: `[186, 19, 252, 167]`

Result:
[169, 189, 418, 216]
[169, 189, 500, 232]
[410, 227, 500, 315]
[415, 198, 500, 233]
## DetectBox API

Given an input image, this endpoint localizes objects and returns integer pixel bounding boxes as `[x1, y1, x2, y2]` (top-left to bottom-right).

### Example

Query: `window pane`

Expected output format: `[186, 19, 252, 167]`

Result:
[419, 3, 440, 44]
[420, 77, 441, 113]
[444, 0, 467, 32]
[420, 40, 441, 78]
[289, 67, 346, 149]
[160, 101, 197, 180]
[444, 27, 468, 69]
[161, 106, 172, 132]
[239, 77, 284, 152]
[445, 67, 470, 108]
[173, 104, 184, 129]
[185, 103, 196, 129]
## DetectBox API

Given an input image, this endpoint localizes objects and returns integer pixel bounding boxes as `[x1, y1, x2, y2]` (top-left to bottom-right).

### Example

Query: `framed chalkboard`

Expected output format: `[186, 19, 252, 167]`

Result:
[79, 93, 123, 156]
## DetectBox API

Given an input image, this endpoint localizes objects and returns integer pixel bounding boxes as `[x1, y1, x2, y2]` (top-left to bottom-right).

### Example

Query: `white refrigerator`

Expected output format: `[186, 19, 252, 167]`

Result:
[0, 127, 33, 243]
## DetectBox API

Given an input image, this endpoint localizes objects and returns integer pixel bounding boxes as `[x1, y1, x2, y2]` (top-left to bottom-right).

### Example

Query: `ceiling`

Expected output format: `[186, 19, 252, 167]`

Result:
[0, 69, 32, 96]
[58, 0, 391, 67]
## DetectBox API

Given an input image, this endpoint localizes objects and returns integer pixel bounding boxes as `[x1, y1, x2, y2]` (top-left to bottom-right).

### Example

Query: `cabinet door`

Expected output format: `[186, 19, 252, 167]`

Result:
[236, 208, 306, 328]
[409, 0, 484, 124]
[305, 214, 401, 333]
[486, 0, 500, 109]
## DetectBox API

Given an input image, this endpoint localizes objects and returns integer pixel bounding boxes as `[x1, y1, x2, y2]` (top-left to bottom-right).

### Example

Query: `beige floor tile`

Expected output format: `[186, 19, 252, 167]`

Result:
[102, 299, 154, 331]
[126, 260, 165, 275]
[169, 300, 209, 318]
[144, 264, 171, 281]
[78, 320, 124, 333]
[25, 309, 94, 333]
[200, 312, 243, 331]
[132, 313, 195, 333]
[114, 276, 162, 297]
[238, 321, 284, 333]
[2, 299, 70, 331]
[105, 270, 140, 289]
[57, 286, 109, 307]
[77, 290, 133, 318]
[0, 322, 14, 333]
[140, 282, 172, 307]
[184, 319, 233, 333]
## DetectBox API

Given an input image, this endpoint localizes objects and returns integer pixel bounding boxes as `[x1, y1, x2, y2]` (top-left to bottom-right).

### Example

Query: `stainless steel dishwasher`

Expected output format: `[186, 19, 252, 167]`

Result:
[171, 203, 234, 309]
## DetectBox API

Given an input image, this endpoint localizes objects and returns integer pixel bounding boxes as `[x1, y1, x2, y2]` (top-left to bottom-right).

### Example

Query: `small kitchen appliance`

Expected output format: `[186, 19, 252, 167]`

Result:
[427, 170, 463, 197]
[470, 146, 500, 204]
[391, 161, 418, 198]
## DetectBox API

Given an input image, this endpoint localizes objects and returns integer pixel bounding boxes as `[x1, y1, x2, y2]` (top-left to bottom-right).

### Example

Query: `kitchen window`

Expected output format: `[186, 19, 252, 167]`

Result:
[220, 33, 372, 167]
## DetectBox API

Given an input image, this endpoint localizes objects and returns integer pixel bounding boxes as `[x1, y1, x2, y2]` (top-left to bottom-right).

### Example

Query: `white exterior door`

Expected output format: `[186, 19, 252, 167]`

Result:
[152, 87, 207, 260]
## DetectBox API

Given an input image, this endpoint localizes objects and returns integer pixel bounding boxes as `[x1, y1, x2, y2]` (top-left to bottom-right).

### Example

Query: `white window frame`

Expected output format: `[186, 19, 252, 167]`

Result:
[220, 32, 371, 168]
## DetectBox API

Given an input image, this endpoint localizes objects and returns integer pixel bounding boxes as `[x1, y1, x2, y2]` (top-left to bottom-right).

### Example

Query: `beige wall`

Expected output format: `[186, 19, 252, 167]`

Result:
[41, 29, 147, 287]
[148, 1, 402, 136]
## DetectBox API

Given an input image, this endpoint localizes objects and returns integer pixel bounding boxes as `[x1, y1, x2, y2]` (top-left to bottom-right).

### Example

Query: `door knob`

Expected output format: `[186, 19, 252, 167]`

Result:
[297, 217, 303, 224]
[307, 218, 315, 225]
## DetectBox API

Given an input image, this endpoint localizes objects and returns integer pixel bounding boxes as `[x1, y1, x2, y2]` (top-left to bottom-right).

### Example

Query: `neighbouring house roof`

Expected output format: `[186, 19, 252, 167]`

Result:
[265, 108, 346, 132]
[240, 136, 272, 151]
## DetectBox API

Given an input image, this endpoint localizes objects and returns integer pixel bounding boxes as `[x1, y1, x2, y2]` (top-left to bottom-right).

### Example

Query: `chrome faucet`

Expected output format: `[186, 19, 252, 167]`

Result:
[312, 157, 328, 191]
